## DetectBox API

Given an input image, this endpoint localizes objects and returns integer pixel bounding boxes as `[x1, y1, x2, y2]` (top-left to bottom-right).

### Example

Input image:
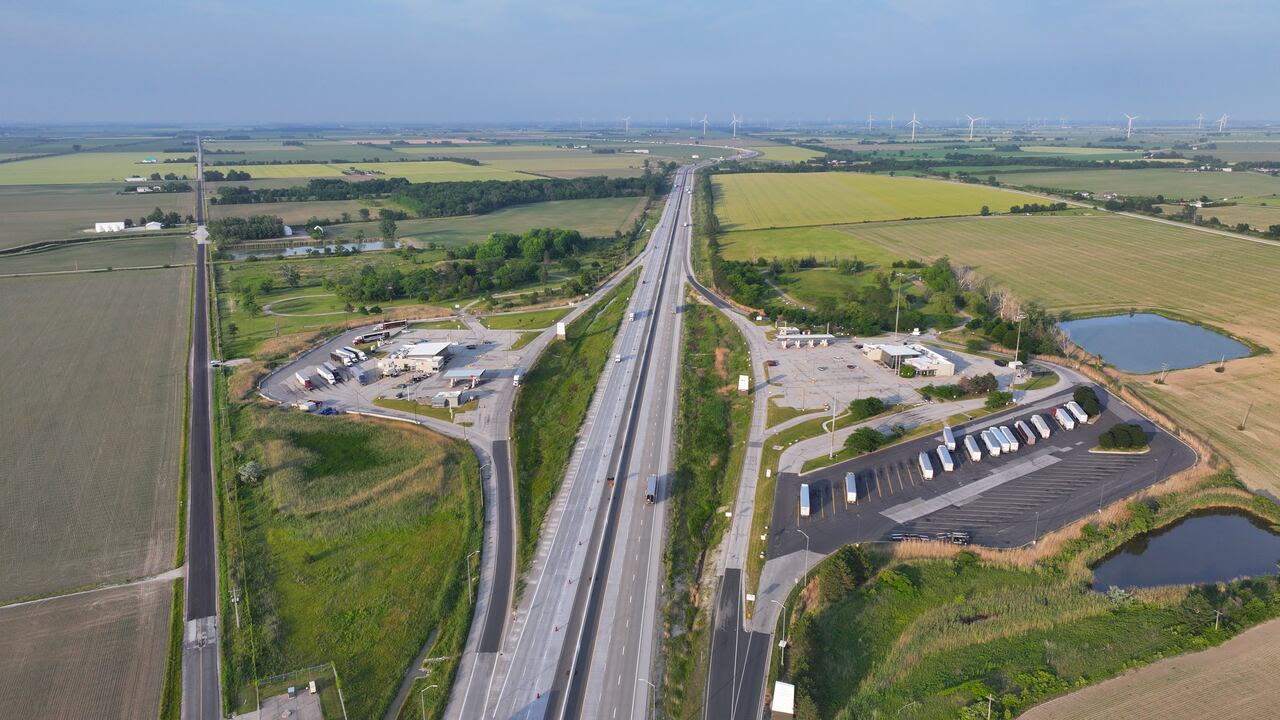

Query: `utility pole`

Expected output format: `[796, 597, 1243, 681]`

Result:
[1013, 312, 1026, 362]
[1240, 402, 1254, 431]
[829, 400, 837, 458]
[893, 274, 902, 340]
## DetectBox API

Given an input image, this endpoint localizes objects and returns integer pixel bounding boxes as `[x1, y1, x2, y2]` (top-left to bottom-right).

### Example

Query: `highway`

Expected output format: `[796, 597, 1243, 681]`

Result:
[182, 136, 223, 720]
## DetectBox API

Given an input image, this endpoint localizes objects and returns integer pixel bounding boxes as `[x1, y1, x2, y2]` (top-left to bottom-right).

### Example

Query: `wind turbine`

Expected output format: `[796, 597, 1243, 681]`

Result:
[701, 114, 709, 137]
[730, 113, 740, 138]
[622, 116, 631, 135]
[906, 112, 921, 141]
[1196, 113, 1205, 131]
[889, 113, 895, 130]
[867, 113, 874, 131]
[1218, 114, 1229, 132]
[1123, 114, 1138, 140]
[965, 114, 983, 141]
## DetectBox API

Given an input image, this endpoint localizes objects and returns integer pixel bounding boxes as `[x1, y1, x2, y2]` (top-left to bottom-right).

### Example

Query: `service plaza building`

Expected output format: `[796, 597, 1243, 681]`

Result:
[865, 343, 956, 377]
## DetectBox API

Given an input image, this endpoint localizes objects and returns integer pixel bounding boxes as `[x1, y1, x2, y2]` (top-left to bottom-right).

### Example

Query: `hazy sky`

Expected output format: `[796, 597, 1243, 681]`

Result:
[3, 0, 1277, 125]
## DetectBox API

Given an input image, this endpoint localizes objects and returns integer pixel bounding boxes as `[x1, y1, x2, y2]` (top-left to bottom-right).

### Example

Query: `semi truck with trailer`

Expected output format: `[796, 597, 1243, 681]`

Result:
[999, 425, 1020, 452]
[317, 365, 339, 386]
[336, 348, 359, 365]
[1054, 407, 1077, 430]
[942, 425, 956, 451]
[1066, 401, 1090, 424]
[937, 444, 955, 472]
[646, 475, 658, 504]
[918, 451, 935, 480]
[799, 484, 811, 518]
[845, 472, 858, 504]
[376, 320, 408, 331]
[342, 345, 368, 362]
[964, 434, 982, 462]
[295, 371, 314, 391]
[330, 350, 354, 367]
[1015, 420, 1037, 445]
[981, 429, 1001, 457]
[322, 361, 343, 382]
[1031, 414, 1052, 439]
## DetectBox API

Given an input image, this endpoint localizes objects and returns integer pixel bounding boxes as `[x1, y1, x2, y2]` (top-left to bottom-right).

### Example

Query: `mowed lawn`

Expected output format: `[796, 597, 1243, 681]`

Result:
[0, 269, 189, 600]
[712, 172, 1032, 231]
[480, 306, 571, 329]
[992, 168, 1280, 200]
[0, 152, 196, 185]
[0, 183, 194, 248]
[226, 411, 481, 720]
[840, 213, 1280, 492]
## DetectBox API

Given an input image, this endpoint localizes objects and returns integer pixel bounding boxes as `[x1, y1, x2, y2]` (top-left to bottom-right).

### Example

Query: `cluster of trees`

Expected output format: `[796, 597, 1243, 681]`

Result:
[966, 301, 1061, 358]
[1074, 386, 1102, 416]
[203, 169, 252, 181]
[1103, 195, 1163, 212]
[985, 389, 1014, 410]
[1099, 423, 1147, 450]
[124, 181, 190, 194]
[1009, 202, 1068, 213]
[208, 215, 284, 245]
[843, 425, 901, 455]
[393, 173, 666, 218]
[211, 177, 411, 205]
[137, 207, 187, 227]
[919, 373, 999, 401]
[847, 396, 888, 420]
[143, 171, 188, 181]
[818, 544, 872, 604]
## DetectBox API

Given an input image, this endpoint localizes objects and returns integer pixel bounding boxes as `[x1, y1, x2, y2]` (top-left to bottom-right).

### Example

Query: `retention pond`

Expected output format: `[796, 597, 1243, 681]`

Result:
[1060, 313, 1248, 373]
[1092, 511, 1280, 590]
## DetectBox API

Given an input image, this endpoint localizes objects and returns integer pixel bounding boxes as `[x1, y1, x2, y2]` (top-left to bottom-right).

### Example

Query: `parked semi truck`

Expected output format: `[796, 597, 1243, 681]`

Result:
[1015, 420, 1037, 445]
[999, 425, 1020, 452]
[1066, 401, 1090, 424]
[317, 365, 339, 386]
[329, 351, 353, 367]
[353, 330, 390, 345]
[342, 345, 368, 362]
[918, 451, 935, 480]
[964, 434, 982, 462]
[376, 320, 408, 331]
[1031, 414, 1052, 439]
[845, 472, 858, 504]
[1054, 407, 1077, 430]
[981, 429, 1002, 457]
[295, 371, 314, 391]
[942, 425, 956, 452]
[322, 361, 344, 381]
[799, 483, 811, 518]
[937, 444, 955, 472]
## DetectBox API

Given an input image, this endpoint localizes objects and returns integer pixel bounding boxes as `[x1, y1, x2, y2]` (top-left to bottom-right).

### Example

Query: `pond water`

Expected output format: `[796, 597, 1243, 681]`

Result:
[1060, 313, 1249, 373]
[227, 240, 397, 260]
[1091, 511, 1280, 590]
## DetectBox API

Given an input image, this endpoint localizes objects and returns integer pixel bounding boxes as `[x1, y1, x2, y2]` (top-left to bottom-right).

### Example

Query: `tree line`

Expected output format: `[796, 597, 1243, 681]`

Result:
[208, 215, 284, 244]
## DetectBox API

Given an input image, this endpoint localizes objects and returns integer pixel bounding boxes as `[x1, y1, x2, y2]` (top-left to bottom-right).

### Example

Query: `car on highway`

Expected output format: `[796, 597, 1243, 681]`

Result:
[765, 360, 779, 367]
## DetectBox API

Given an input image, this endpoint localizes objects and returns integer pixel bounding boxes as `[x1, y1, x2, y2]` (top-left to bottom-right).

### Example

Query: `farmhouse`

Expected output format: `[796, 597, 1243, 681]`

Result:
[94, 221, 126, 233]
[377, 341, 451, 374]
[865, 343, 956, 377]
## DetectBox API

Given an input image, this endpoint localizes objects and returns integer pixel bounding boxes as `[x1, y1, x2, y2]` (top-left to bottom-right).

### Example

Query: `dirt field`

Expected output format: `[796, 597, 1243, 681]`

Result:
[0, 234, 194, 274]
[0, 183, 193, 249]
[0, 269, 190, 600]
[0, 580, 172, 719]
[838, 213, 1280, 492]
[1021, 617, 1280, 720]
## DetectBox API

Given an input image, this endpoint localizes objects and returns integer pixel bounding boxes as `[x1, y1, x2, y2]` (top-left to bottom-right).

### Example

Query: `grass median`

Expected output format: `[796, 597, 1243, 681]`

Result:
[511, 272, 638, 570]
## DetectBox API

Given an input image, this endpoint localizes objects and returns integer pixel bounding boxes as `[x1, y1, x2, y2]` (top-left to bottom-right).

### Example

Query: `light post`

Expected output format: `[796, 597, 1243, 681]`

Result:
[1033, 510, 1040, 546]
[634, 677, 657, 719]
[1013, 312, 1027, 365]
[770, 599, 789, 667]
[796, 529, 811, 586]
[466, 549, 481, 604]
[419, 683, 439, 720]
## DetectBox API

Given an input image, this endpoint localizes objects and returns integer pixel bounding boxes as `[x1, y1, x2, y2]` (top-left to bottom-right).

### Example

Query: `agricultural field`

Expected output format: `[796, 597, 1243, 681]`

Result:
[0, 580, 172, 719]
[1157, 202, 1280, 231]
[712, 172, 1031, 231]
[748, 144, 824, 162]
[0, 152, 196, 185]
[0, 233, 194, 274]
[322, 196, 648, 247]
[224, 160, 534, 182]
[0, 269, 189, 600]
[1019, 145, 1142, 157]
[0, 183, 193, 248]
[220, 409, 481, 720]
[716, 224, 901, 264]
[991, 168, 1280, 200]
[837, 213, 1280, 492]
[207, 198, 375, 225]
[1198, 140, 1280, 164]
[1022, 617, 1280, 720]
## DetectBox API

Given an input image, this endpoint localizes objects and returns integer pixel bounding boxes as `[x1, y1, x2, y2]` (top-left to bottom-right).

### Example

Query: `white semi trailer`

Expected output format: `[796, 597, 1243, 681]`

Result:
[845, 472, 858, 504]
[937, 444, 955, 472]
[918, 451, 935, 480]
[1054, 407, 1077, 430]
[964, 435, 982, 462]
[981, 429, 1002, 457]
[1031, 414, 1052, 439]
[999, 425, 1020, 452]
[942, 425, 957, 452]
[799, 483, 811, 518]
[1066, 401, 1090, 424]
[342, 345, 368, 362]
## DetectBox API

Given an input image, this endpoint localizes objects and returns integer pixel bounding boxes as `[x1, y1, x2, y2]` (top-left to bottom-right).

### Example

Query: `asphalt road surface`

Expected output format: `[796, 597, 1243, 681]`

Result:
[704, 569, 769, 720]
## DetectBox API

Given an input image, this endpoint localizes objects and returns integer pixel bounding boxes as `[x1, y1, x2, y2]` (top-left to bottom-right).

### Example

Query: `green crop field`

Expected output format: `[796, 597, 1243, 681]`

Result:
[0, 153, 197, 185]
[480, 306, 571, 330]
[0, 580, 172, 719]
[0, 234, 194, 274]
[207, 199, 375, 225]
[221, 409, 481, 720]
[749, 145, 824, 162]
[712, 172, 1032, 231]
[0, 183, 194, 248]
[0, 269, 189, 600]
[1197, 140, 1280, 164]
[324, 196, 648, 246]
[991, 168, 1280, 200]
[717, 225, 902, 265]
[1158, 202, 1280, 231]
[1019, 145, 1138, 156]
[840, 212, 1280, 492]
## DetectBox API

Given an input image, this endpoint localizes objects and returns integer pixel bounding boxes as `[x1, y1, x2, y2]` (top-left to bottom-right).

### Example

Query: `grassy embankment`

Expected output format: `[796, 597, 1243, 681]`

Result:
[775, 470, 1280, 720]
[660, 300, 753, 717]
[373, 395, 477, 424]
[511, 273, 637, 569]
[479, 306, 572, 330]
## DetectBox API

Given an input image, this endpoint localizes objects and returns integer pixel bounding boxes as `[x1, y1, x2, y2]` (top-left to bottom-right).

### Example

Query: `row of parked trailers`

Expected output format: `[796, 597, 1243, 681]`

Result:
[297, 344, 372, 390]
[800, 399, 1094, 517]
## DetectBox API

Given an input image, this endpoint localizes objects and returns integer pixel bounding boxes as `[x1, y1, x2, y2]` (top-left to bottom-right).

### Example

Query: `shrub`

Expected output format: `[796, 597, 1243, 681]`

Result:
[964, 338, 986, 353]
[985, 390, 1013, 410]
[848, 396, 887, 420]
[899, 364, 917, 378]
[845, 427, 890, 455]
[1073, 386, 1102, 416]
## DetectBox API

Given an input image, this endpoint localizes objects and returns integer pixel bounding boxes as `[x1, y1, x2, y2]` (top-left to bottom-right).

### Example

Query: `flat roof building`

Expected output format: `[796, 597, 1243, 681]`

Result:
[778, 333, 836, 348]
[866, 343, 956, 377]
[431, 390, 466, 408]
[377, 340, 451, 374]
[443, 367, 486, 388]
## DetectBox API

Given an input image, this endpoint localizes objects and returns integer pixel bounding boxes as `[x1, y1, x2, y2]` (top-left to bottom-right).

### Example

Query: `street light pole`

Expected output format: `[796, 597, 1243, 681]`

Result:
[466, 549, 481, 604]
[1014, 312, 1027, 363]
[770, 599, 789, 667]
[419, 684, 439, 720]
[796, 529, 811, 586]
[635, 677, 657, 719]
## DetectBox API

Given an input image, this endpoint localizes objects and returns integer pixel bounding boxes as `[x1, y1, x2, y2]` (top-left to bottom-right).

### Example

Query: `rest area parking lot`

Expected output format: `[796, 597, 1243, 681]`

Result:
[768, 387, 1197, 556]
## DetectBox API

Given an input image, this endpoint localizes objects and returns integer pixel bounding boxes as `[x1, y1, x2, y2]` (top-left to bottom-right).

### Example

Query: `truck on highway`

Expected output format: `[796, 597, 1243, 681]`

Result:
[981, 429, 1001, 457]
[376, 320, 408, 331]
[1054, 407, 1077, 430]
[845, 472, 858, 504]
[799, 483, 811, 518]
[937, 444, 955, 472]
[942, 425, 956, 451]
[1066, 400, 1090, 424]
[1031, 414, 1052, 439]
[629, 311, 636, 321]
[513, 369, 523, 387]
[646, 475, 658, 504]
[918, 451, 935, 480]
[342, 345, 368, 362]
[295, 371, 314, 391]
[999, 425, 1020, 452]
[964, 434, 982, 462]
[317, 364, 339, 386]
[330, 350, 355, 367]
[1015, 420, 1037, 445]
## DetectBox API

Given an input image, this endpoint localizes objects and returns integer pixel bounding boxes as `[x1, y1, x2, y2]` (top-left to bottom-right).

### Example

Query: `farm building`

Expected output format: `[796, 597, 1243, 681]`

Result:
[865, 343, 956, 377]
[125, 176, 147, 182]
[94, 221, 126, 233]
[145, 221, 163, 230]
[377, 341, 451, 374]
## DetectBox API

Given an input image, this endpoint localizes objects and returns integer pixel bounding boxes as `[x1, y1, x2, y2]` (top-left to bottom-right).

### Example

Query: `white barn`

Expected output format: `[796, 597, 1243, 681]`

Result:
[94, 221, 126, 233]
